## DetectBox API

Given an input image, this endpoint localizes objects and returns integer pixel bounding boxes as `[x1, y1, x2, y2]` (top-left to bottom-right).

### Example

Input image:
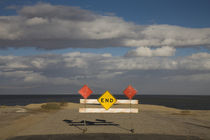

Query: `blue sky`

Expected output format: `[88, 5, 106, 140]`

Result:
[0, 0, 210, 56]
[1, 0, 210, 27]
[0, 0, 210, 95]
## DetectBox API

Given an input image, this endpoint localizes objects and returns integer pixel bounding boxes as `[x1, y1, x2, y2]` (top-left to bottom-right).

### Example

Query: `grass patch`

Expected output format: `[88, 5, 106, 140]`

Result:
[0, 105, 8, 108]
[41, 103, 61, 110]
[59, 102, 68, 107]
[179, 110, 192, 115]
[172, 110, 192, 115]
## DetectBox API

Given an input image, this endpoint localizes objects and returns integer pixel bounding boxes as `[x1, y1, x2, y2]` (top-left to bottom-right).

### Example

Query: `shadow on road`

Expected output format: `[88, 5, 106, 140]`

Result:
[63, 119, 119, 126]
[7, 133, 202, 140]
[63, 119, 133, 133]
[184, 122, 210, 129]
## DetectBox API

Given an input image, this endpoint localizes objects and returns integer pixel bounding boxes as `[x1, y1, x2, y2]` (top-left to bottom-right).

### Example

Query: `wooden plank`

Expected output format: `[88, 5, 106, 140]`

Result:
[80, 99, 138, 104]
[79, 108, 138, 113]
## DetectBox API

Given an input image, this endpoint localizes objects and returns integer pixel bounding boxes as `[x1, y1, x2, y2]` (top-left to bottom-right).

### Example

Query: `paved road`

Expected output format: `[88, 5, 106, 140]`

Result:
[8, 133, 201, 140]
[12, 105, 210, 140]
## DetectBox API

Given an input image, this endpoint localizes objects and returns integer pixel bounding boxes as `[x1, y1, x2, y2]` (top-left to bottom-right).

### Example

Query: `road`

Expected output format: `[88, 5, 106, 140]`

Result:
[1, 103, 210, 140]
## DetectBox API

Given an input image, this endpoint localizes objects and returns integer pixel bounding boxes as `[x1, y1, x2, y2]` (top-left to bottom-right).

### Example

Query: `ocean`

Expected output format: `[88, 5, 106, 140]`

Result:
[0, 95, 210, 110]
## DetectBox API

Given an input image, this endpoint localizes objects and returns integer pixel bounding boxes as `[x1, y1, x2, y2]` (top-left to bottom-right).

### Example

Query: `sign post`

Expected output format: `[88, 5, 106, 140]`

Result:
[78, 85, 139, 133]
[123, 85, 137, 133]
[78, 84, 93, 133]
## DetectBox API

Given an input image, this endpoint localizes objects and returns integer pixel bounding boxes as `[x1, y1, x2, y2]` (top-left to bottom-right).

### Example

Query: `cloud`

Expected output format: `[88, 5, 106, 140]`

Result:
[0, 52, 210, 82]
[123, 25, 210, 48]
[166, 73, 210, 82]
[0, 52, 123, 85]
[0, 3, 210, 49]
[0, 70, 32, 79]
[188, 52, 210, 59]
[0, 52, 210, 76]
[1, 3, 210, 95]
[1, 51, 210, 94]
[102, 53, 210, 71]
[0, 70, 79, 85]
[63, 52, 112, 68]
[26, 17, 48, 25]
[125, 46, 176, 57]
[18, 3, 97, 21]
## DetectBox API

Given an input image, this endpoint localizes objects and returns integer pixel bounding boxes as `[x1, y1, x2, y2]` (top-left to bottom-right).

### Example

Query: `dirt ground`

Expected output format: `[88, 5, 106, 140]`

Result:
[0, 103, 210, 140]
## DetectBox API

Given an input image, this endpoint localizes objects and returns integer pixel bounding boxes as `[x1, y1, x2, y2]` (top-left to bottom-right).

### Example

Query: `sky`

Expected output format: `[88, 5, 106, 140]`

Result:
[0, 0, 210, 95]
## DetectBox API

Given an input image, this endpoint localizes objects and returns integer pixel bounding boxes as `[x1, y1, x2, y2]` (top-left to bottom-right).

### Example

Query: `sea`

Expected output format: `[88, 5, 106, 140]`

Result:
[0, 95, 210, 110]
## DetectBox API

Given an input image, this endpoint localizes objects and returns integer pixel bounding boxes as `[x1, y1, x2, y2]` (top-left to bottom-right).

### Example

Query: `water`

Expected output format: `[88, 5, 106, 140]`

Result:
[0, 95, 210, 110]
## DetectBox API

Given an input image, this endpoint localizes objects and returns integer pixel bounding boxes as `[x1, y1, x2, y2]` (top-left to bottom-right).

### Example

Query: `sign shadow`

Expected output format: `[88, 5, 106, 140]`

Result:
[63, 119, 133, 133]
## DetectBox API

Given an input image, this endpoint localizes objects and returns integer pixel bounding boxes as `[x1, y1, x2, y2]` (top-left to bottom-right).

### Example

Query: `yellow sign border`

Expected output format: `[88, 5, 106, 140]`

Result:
[97, 91, 117, 110]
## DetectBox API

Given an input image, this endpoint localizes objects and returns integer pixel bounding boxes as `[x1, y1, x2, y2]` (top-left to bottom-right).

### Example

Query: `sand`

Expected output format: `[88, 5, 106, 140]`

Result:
[0, 103, 210, 140]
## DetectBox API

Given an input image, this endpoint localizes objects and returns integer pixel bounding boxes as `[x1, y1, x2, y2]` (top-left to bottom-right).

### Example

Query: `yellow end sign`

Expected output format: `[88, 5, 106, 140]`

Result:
[98, 91, 117, 110]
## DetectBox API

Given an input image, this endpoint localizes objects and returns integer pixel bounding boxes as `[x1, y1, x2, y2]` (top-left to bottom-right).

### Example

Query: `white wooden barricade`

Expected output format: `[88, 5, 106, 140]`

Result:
[79, 99, 139, 113]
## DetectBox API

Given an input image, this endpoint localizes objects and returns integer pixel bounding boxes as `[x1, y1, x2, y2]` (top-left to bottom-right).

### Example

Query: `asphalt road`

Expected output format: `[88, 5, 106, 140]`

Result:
[7, 133, 201, 140]
[2, 104, 210, 140]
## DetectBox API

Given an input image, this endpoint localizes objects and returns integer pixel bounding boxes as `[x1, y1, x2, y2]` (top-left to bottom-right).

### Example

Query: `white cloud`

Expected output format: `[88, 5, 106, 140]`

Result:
[23, 72, 48, 83]
[6, 62, 29, 69]
[31, 58, 45, 69]
[102, 52, 210, 71]
[23, 72, 77, 85]
[178, 57, 210, 70]
[0, 71, 33, 79]
[26, 17, 48, 25]
[188, 52, 210, 59]
[101, 57, 178, 70]
[0, 3, 210, 49]
[124, 25, 210, 47]
[0, 52, 210, 80]
[0, 56, 29, 70]
[0, 16, 22, 40]
[63, 52, 112, 68]
[96, 71, 123, 79]
[125, 46, 176, 57]
[166, 73, 210, 81]
[0, 51, 210, 94]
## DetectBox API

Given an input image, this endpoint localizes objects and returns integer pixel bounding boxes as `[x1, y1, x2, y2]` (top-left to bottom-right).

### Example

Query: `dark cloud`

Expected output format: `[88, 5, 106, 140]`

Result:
[0, 3, 210, 95]
[18, 3, 97, 21]
[0, 52, 210, 94]
[0, 3, 210, 50]
[0, 38, 123, 49]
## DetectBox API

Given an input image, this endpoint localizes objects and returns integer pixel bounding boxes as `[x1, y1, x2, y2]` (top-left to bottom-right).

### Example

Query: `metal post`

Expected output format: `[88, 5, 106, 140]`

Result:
[130, 98, 134, 133]
[83, 98, 87, 133]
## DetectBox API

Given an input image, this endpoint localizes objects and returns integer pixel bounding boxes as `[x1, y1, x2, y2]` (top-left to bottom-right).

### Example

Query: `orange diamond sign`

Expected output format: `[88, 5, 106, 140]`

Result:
[123, 85, 137, 99]
[78, 85, 93, 99]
